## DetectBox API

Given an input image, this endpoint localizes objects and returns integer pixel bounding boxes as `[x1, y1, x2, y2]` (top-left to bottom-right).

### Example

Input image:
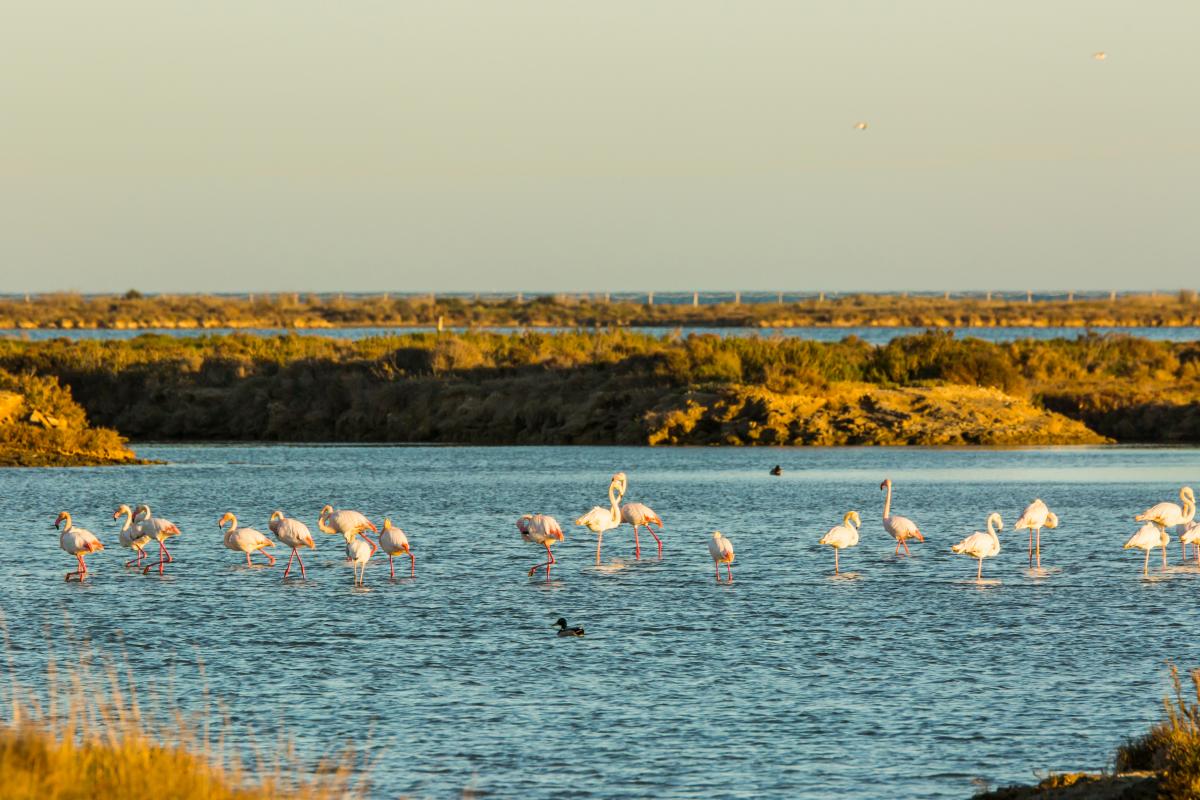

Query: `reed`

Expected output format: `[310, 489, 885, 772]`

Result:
[0, 623, 359, 799]
[1115, 664, 1200, 799]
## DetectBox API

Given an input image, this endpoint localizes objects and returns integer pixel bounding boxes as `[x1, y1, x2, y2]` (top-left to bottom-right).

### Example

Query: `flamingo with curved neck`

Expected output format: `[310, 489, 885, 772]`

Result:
[575, 474, 626, 565]
[881, 479, 924, 556]
[818, 511, 861, 575]
[218, 512, 276, 568]
[55, 511, 104, 582]
[951, 512, 1004, 581]
[113, 504, 151, 568]
[270, 510, 316, 579]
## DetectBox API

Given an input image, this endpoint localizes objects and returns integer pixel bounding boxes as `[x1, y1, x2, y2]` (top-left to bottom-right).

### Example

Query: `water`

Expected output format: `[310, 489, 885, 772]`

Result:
[4, 325, 1200, 344]
[4, 444, 1200, 798]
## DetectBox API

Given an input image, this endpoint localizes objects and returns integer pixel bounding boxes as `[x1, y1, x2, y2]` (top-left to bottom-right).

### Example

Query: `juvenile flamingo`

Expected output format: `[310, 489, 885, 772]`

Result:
[818, 511, 861, 575]
[218, 512, 276, 568]
[1125, 522, 1170, 576]
[1136, 487, 1196, 561]
[269, 511, 316, 579]
[1014, 499, 1059, 568]
[379, 518, 415, 579]
[951, 512, 1004, 581]
[318, 505, 378, 549]
[619, 473, 664, 559]
[55, 512, 104, 582]
[575, 474, 625, 565]
[343, 530, 376, 586]
[113, 504, 152, 568]
[517, 514, 564, 579]
[880, 479, 924, 556]
[135, 505, 181, 575]
[708, 531, 735, 582]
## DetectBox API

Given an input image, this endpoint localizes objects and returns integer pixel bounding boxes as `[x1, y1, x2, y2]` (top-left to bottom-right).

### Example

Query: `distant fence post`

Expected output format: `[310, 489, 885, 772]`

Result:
[1067, 291, 1074, 302]
[1026, 290, 1032, 304]
[1110, 290, 1117, 302]
[734, 291, 741, 305]
[692, 291, 699, 307]
[818, 291, 825, 302]
[985, 290, 992, 301]
[516, 291, 523, 303]
[777, 291, 783, 305]
[647, 291, 654, 306]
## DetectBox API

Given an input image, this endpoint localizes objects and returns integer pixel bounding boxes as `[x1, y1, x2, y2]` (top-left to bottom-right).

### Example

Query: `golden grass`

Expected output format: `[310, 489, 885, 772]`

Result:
[1115, 664, 1200, 800]
[0, 623, 359, 800]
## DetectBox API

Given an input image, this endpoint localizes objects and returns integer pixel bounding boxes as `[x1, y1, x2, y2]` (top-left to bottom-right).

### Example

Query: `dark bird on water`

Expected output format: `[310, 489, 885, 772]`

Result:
[770, 465, 783, 476]
[554, 618, 585, 637]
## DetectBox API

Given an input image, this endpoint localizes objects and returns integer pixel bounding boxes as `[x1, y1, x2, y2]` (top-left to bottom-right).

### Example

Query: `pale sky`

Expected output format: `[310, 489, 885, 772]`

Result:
[3, 1, 1198, 293]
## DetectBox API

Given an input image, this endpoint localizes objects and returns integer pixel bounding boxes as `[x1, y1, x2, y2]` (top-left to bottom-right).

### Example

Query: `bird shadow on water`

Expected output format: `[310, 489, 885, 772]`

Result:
[1023, 566, 1063, 579]
[953, 578, 1002, 590]
[827, 572, 863, 582]
[585, 560, 630, 575]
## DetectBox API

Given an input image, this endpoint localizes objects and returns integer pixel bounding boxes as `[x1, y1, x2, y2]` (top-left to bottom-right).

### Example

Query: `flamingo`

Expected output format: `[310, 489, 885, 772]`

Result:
[951, 512, 1004, 581]
[318, 505, 378, 551]
[818, 511, 861, 575]
[217, 512, 276, 568]
[1181, 521, 1200, 566]
[1014, 499, 1060, 569]
[517, 514, 564, 579]
[575, 474, 625, 565]
[1136, 487, 1195, 562]
[54, 512, 104, 582]
[379, 518, 415, 579]
[618, 473, 664, 559]
[708, 531, 735, 582]
[343, 530, 376, 586]
[880, 479, 924, 556]
[1124, 522, 1170, 576]
[135, 504, 181, 575]
[269, 511, 316, 579]
[113, 504, 152, 568]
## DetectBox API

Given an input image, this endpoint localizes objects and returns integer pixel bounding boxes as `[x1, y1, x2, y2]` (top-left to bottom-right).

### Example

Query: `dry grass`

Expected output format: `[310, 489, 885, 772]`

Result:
[1115, 664, 1200, 799]
[0, 622, 360, 800]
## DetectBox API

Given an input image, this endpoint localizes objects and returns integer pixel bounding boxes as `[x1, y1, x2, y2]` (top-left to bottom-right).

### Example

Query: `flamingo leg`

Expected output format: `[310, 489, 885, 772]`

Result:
[1162, 545, 1168, 569]
[408, 552, 415, 578]
[1144, 548, 1150, 576]
[725, 562, 733, 582]
[1028, 529, 1033, 566]
[649, 524, 663, 557]
[283, 549, 296, 578]
[977, 558, 983, 581]
[161, 542, 174, 563]
[833, 548, 840, 575]
[389, 554, 396, 579]
[261, 549, 275, 566]
[125, 550, 143, 568]
[65, 553, 86, 581]
[1182, 540, 1187, 563]
[595, 533, 603, 566]
[544, 544, 554, 581]
[901, 538, 912, 556]
[714, 562, 720, 582]
[246, 552, 253, 568]
[296, 550, 307, 578]
[1035, 527, 1042, 569]
[894, 539, 901, 556]
[144, 541, 169, 574]
[633, 524, 641, 560]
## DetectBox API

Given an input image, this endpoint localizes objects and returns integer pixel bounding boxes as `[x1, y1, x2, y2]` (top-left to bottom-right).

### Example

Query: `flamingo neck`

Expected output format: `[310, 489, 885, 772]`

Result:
[608, 482, 622, 521]
[318, 515, 335, 534]
[882, 484, 892, 520]
[118, 509, 132, 532]
[60, 514, 72, 532]
[987, 516, 999, 536]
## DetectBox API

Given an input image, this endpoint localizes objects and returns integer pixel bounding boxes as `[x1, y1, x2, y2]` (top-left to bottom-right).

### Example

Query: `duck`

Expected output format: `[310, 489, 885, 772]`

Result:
[553, 618, 585, 637]
[769, 465, 782, 476]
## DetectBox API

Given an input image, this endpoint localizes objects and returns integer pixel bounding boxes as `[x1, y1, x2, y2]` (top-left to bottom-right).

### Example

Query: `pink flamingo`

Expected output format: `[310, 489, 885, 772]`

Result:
[135, 504, 181, 575]
[318, 505, 378, 551]
[617, 473, 664, 559]
[880, 479, 924, 556]
[379, 518, 415, 579]
[269, 511, 316, 579]
[517, 514, 564, 579]
[708, 531, 735, 583]
[55, 512, 104, 582]
[113, 504, 151, 568]
[218, 512, 276, 568]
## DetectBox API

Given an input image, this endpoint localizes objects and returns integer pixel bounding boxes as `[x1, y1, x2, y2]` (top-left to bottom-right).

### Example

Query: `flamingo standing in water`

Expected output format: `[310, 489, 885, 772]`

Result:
[880, 479, 924, 556]
[1014, 499, 1059, 569]
[318, 505, 378, 550]
[1181, 521, 1200, 566]
[818, 511, 861, 575]
[379, 518, 415, 579]
[575, 474, 626, 565]
[135, 505, 181, 575]
[270, 511, 316, 579]
[55, 512, 104, 582]
[708, 531, 735, 582]
[618, 473, 664, 559]
[343, 530, 376, 586]
[113, 504, 152, 568]
[517, 514, 564, 579]
[218, 512, 276, 568]
[1125, 522, 1170, 576]
[951, 513, 1004, 581]
[1136, 487, 1195, 562]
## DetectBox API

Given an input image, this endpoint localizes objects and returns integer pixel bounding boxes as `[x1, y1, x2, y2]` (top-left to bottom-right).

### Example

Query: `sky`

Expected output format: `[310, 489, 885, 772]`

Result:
[3, 1, 1198, 293]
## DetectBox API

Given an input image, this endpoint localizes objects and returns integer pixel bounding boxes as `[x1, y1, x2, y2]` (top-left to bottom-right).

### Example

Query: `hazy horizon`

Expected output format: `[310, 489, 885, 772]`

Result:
[5, 1, 1198, 293]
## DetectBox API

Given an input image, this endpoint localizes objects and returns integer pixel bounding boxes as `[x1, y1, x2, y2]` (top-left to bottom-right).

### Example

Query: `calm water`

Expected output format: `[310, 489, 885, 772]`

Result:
[4, 444, 1200, 799]
[3, 325, 1200, 344]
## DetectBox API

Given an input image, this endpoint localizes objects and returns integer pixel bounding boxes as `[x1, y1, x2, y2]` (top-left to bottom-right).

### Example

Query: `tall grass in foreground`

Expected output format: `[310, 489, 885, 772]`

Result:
[1116, 664, 1200, 799]
[0, 623, 361, 799]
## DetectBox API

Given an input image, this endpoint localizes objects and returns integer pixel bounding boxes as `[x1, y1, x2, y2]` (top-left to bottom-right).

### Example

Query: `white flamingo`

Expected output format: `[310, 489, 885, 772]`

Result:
[113, 504, 152, 568]
[1181, 521, 1200, 566]
[55, 512, 104, 582]
[617, 473, 664, 559]
[517, 514, 565, 579]
[379, 518, 415, 579]
[1014, 499, 1059, 569]
[270, 510, 316, 579]
[1124, 522, 1170, 576]
[818, 511, 861, 575]
[951, 512, 1004, 581]
[343, 530, 376, 586]
[1136, 487, 1195, 562]
[318, 505, 378, 549]
[575, 474, 626, 565]
[218, 512, 276, 568]
[708, 531, 735, 582]
[135, 504, 181, 575]
[880, 479, 924, 556]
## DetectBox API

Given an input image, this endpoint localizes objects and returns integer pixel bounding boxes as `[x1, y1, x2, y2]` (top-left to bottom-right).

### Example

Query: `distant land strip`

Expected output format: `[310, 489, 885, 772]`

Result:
[4, 290, 1200, 330]
[1, 330, 1198, 455]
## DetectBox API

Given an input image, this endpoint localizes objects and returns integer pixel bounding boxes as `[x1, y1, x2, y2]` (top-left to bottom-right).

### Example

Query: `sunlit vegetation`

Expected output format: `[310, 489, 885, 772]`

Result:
[0, 369, 139, 466]
[4, 291, 1200, 330]
[0, 329, 1196, 445]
